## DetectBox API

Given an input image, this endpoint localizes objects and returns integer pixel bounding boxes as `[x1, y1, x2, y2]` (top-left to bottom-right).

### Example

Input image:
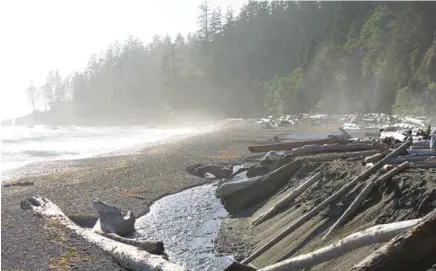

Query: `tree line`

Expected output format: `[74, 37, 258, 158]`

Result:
[27, 1, 436, 120]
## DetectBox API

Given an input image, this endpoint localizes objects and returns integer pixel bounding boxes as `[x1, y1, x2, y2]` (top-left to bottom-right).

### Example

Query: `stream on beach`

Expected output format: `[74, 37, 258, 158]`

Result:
[135, 183, 234, 270]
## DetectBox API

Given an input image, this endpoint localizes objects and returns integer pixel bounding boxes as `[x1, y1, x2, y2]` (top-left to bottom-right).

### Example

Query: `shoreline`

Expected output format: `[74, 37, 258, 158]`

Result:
[1, 121, 224, 182]
[2, 120, 291, 270]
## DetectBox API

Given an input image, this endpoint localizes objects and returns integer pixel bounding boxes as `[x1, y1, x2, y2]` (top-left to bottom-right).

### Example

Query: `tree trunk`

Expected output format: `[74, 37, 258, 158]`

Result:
[258, 219, 421, 271]
[291, 143, 374, 157]
[20, 196, 184, 271]
[248, 138, 351, 153]
[241, 138, 412, 264]
[251, 172, 322, 227]
[99, 233, 164, 255]
[349, 209, 436, 271]
[306, 150, 379, 162]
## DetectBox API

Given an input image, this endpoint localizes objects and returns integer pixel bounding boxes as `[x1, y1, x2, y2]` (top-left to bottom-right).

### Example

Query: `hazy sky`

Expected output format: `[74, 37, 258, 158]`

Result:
[0, 0, 245, 120]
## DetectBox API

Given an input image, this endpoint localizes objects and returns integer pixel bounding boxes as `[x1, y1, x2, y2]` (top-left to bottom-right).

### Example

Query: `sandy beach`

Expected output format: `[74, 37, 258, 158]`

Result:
[1, 121, 298, 270]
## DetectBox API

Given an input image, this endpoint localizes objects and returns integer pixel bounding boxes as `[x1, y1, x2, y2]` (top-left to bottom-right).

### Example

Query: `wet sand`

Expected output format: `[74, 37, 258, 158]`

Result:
[1, 121, 301, 270]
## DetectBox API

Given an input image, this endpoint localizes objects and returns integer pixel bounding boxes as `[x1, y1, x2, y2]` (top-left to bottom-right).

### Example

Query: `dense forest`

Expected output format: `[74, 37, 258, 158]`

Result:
[27, 1, 436, 122]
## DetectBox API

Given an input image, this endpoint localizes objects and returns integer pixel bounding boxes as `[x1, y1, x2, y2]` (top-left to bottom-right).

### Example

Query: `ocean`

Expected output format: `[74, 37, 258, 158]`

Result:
[1, 125, 206, 173]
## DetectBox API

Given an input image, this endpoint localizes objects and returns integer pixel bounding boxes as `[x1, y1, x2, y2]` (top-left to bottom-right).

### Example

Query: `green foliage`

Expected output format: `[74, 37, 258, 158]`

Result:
[28, 1, 436, 119]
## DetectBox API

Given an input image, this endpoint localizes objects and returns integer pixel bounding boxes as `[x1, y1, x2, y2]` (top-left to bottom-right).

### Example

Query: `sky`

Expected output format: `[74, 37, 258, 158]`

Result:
[0, 0, 246, 120]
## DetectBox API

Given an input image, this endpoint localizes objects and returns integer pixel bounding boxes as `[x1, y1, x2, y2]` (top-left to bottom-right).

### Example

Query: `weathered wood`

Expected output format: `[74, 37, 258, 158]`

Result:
[374, 161, 409, 184]
[248, 138, 351, 153]
[219, 159, 304, 214]
[258, 219, 421, 271]
[387, 155, 434, 164]
[339, 127, 352, 139]
[306, 150, 378, 162]
[241, 137, 412, 264]
[410, 162, 436, 169]
[322, 175, 379, 241]
[349, 209, 436, 271]
[99, 233, 164, 255]
[364, 153, 385, 164]
[291, 143, 374, 157]
[20, 196, 184, 271]
[251, 172, 322, 227]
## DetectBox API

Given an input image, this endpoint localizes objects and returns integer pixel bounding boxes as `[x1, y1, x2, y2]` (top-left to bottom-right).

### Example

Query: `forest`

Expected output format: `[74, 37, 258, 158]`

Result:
[26, 1, 436, 121]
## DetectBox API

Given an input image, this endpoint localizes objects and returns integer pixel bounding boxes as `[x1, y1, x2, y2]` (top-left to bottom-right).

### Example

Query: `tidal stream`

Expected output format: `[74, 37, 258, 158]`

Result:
[135, 183, 233, 270]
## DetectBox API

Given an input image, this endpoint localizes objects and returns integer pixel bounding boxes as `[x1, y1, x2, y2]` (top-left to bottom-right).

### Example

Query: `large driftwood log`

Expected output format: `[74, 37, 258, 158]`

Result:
[291, 143, 374, 157]
[248, 138, 351, 153]
[349, 209, 436, 271]
[258, 219, 421, 271]
[218, 159, 304, 214]
[20, 196, 184, 271]
[251, 172, 322, 227]
[306, 150, 379, 162]
[241, 138, 412, 264]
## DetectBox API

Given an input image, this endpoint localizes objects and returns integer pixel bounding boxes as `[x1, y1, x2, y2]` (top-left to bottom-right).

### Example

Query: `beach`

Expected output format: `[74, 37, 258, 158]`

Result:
[1, 120, 295, 270]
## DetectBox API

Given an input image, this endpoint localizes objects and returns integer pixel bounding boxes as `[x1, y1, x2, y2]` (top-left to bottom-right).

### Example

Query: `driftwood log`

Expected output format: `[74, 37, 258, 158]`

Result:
[248, 138, 351, 153]
[290, 143, 374, 157]
[258, 219, 421, 271]
[387, 155, 435, 164]
[410, 162, 436, 169]
[364, 153, 385, 164]
[241, 137, 412, 264]
[306, 150, 379, 162]
[251, 172, 322, 227]
[20, 196, 184, 271]
[349, 209, 436, 271]
[218, 159, 304, 214]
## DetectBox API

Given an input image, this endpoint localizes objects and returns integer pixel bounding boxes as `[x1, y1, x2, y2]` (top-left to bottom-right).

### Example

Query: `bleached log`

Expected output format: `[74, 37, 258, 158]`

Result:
[242, 138, 412, 264]
[402, 116, 426, 128]
[374, 162, 409, 184]
[248, 138, 351, 153]
[20, 196, 184, 271]
[380, 131, 407, 142]
[364, 153, 385, 164]
[258, 219, 421, 271]
[306, 150, 378, 162]
[251, 172, 322, 227]
[350, 210, 436, 271]
[99, 233, 164, 255]
[291, 143, 373, 157]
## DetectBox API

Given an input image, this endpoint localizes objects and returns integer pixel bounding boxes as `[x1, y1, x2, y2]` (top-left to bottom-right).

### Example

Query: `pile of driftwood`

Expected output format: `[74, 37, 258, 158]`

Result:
[217, 127, 436, 271]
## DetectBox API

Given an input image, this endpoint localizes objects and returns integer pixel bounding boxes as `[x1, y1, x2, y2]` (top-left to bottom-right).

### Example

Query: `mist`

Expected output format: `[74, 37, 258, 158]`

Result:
[8, 1, 436, 126]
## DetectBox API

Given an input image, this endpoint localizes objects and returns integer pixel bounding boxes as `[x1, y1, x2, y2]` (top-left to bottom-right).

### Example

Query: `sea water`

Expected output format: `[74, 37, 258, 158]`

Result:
[1, 125, 202, 172]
